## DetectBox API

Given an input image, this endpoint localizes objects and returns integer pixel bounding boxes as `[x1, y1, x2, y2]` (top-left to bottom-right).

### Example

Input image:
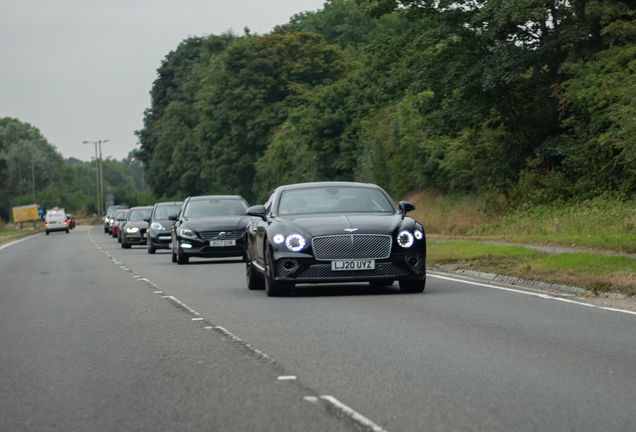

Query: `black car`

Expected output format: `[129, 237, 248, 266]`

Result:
[146, 201, 183, 254]
[245, 181, 426, 297]
[170, 195, 250, 264]
[121, 206, 153, 249]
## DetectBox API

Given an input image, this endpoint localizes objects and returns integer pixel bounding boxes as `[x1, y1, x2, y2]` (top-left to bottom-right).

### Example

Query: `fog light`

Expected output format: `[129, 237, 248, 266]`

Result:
[180, 243, 192, 249]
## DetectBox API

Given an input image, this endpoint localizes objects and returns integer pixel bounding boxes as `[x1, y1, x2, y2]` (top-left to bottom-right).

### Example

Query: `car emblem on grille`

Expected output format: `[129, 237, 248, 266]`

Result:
[344, 228, 358, 232]
[218, 232, 226, 238]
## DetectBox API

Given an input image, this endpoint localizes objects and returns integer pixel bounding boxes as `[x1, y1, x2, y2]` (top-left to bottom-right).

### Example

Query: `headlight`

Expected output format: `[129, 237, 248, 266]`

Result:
[285, 234, 306, 252]
[414, 230, 423, 240]
[397, 230, 414, 248]
[126, 227, 139, 233]
[151, 222, 165, 230]
[179, 228, 197, 239]
[273, 234, 285, 244]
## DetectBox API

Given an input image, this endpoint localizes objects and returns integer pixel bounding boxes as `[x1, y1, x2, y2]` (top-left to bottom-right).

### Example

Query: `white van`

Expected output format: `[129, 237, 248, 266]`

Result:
[45, 208, 69, 234]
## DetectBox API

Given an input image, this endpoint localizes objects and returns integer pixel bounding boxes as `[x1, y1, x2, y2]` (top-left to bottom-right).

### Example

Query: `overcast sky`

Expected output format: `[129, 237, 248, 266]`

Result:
[1, 0, 327, 162]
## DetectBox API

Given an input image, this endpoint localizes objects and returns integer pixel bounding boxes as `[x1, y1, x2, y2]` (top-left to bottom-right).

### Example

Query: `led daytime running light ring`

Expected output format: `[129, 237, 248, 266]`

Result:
[397, 230, 414, 248]
[285, 234, 306, 252]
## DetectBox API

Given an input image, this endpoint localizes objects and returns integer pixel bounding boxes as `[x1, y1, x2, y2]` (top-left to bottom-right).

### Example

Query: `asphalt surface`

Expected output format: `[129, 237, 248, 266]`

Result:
[2, 226, 636, 431]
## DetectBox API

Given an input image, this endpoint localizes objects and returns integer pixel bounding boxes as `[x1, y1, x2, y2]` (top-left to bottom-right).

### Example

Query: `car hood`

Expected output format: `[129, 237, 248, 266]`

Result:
[276, 213, 402, 237]
[126, 220, 148, 229]
[184, 216, 250, 231]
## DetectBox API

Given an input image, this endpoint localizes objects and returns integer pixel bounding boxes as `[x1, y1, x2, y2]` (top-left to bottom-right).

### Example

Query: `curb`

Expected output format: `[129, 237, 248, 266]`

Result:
[437, 268, 627, 299]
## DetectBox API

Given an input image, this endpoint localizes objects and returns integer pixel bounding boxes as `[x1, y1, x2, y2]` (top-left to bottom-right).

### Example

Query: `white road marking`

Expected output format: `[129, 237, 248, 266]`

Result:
[277, 375, 297, 381]
[320, 395, 389, 432]
[430, 273, 636, 316]
[303, 396, 319, 402]
[192, 318, 203, 321]
[0, 234, 38, 251]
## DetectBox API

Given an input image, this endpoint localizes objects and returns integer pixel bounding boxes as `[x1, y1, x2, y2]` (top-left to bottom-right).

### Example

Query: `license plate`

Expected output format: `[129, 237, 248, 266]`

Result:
[210, 239, 236, 247]
[331, 260, 375, 271]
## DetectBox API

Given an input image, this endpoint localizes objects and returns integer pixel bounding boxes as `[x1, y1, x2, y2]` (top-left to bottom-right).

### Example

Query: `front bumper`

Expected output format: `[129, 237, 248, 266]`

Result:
[272, 252, 426, 284]
[177, 237, 246, 258]
[123, 228, 148, 245]
[148, 229, 172, 249]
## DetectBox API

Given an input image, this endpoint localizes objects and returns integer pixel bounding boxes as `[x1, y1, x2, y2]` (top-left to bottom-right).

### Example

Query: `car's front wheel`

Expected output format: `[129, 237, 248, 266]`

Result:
[177, 246, 189, 264]
[246, 259, 264, 290]
[264, 248, 293, 297]
[147, 238, 156, 254]
[399, 278, 425, 293]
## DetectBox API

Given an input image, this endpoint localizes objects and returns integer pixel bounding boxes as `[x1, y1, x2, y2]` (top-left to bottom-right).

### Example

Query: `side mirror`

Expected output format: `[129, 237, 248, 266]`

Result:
[143, 217, 150, 223]
[398, 201, 415, 219]
[168, 214, 178, 221]
[246, 205, 266, 220]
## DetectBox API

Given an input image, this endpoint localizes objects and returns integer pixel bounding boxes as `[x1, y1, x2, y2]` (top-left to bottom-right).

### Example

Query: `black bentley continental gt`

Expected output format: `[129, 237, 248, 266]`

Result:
[170, 195, 250, 264]
[245, 181, 426, 297]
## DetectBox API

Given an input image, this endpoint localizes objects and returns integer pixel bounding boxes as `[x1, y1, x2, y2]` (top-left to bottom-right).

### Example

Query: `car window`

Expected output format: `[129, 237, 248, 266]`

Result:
[154, 204, 182, 220]
[278, 186, 394, 215]
[184, 199, 247, 218]
[128, 209, 152, 221]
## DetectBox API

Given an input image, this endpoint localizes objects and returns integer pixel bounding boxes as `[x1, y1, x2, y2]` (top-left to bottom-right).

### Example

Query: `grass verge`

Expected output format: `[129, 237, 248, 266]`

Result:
[427, 241, 636, 297]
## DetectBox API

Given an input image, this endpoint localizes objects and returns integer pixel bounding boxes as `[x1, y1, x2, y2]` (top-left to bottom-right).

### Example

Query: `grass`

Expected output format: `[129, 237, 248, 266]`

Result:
[408, 192, 636, 253]
[411, 192, 636, 296]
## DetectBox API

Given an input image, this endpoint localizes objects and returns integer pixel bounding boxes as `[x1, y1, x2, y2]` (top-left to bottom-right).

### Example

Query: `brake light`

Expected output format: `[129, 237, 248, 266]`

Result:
[45, 222, 49, 226]
[64, 221, 67, 225]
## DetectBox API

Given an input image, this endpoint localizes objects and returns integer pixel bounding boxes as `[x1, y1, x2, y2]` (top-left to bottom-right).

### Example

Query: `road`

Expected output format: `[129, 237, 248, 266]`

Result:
[1, 226, 635, 431]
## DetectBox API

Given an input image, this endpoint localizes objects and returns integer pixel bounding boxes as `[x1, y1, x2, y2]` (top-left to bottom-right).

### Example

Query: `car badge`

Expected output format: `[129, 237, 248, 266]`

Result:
[218, 232, 226, 238]
[344, 228, 358, 232]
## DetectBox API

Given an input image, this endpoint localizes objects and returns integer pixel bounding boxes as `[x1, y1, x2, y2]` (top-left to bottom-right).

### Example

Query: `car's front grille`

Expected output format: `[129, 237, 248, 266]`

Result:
[312, 234, 392, 260]
[199, 230, 243, 240]
[295, 264, 408, 280]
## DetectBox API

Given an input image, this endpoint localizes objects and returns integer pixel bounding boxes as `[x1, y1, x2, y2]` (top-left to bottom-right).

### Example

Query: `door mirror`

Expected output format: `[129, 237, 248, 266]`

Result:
[246, 205, 266, 220]
[398, 201, 415, 218]
[168, 214, 178, 221]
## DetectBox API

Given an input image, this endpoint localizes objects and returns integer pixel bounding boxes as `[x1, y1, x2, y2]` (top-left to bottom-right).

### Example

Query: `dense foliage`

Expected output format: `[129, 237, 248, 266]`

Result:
[0, 118, 150, 221]
[133, 0, 636, 205]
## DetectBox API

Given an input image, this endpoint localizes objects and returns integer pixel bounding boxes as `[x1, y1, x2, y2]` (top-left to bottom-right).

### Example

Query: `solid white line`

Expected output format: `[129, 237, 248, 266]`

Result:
[0, 234, 38, 251]
[320, 395, 389, 432]
[429, 273, 635, 317]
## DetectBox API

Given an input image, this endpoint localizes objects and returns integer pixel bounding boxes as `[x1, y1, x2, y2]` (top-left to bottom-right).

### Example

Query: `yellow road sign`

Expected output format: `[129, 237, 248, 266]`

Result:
[12, 204, 39, 222]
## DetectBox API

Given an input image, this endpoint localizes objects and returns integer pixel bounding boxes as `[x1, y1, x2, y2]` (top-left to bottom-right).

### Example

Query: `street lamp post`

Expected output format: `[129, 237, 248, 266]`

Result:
[83, 140, 108, 218]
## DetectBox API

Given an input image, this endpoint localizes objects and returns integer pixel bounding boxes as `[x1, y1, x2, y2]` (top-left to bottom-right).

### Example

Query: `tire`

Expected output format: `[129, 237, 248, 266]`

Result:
[46, 230, 50, 235]
[66, 228, 69, 233]
[399, 278, 426, 293]
[171, 242, 177, 263]
[147, 240, 156, 254]
[177, 246, 189, 264]
[246, 259, 265, 290]
[369, 279, 394, 287]
[104, 227, 108, 234]
[264, 248, 293, 297]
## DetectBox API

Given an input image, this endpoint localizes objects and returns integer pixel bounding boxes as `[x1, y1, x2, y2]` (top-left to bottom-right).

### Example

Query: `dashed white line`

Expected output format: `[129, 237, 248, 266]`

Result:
[320, 395, 389, 432]
[277, 375, 297, 381]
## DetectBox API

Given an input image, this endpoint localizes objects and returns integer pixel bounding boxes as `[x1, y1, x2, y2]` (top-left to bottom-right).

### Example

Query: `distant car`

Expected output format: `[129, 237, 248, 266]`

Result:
[112, 209, 129, 240]
[121, 206, 153, 249]
[45, 209, 70, 235]
[146, 201, 183, 254]
[104, 205, 128, 234]
[245, 181, 427, 296]
[170, 195, 250, 264]
[66, 214, 75, 229]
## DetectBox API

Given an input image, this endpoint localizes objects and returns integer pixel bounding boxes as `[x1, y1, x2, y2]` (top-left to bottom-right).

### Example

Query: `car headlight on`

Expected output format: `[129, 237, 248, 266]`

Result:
[285, 234, 306, 252]
[179, 228, 197, 239]
[414, 230, 423, 240]
[151, 222, 165, 230]
[397, 230, 414, 248]
[126, 227, 140, 233]
[273, 234, 285, 244]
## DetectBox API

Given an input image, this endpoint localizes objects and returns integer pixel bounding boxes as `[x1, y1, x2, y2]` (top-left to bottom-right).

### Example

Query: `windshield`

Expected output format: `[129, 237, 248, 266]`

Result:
[128, 209, 152, 221]
[184, 199, 247, 218]
[154, 204, 182, 220]
[116, 211, 128, 221]
[278, 186, 395, 215]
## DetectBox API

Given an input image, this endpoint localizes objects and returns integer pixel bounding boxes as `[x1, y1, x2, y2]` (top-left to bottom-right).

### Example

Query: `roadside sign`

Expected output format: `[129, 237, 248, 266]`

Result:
[12, 204, 39, 222]
[38, 206, 43, 217]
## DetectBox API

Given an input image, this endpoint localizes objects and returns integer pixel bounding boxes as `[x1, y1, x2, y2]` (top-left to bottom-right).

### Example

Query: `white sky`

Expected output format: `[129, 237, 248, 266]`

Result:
[0, 0, 327, 162]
